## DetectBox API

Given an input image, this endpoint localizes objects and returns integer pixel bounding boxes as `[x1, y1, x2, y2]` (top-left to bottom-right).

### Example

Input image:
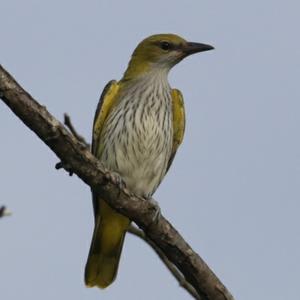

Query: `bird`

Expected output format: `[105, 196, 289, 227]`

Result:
[84, 33, 214, 289]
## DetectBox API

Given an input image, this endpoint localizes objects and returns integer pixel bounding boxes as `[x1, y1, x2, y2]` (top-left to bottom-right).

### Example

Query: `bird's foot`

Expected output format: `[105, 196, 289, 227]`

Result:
[55, 161, 74, 176]
[104, 171, 126, 190]
[147, 197, 161, 223]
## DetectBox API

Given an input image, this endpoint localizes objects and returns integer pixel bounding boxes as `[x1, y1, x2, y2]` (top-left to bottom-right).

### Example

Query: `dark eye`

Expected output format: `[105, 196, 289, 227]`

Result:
[160, 41, 171, 51]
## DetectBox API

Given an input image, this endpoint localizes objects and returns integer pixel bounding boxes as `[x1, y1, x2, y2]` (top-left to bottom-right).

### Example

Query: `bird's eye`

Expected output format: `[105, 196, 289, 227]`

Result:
[160, 41, 171, 51]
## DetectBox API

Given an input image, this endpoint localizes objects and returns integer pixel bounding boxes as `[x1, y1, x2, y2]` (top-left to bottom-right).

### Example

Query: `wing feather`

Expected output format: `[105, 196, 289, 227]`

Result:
[92, 80, 120, 156]
[166, 88, 186, 172]
[91, 80, 120, 215]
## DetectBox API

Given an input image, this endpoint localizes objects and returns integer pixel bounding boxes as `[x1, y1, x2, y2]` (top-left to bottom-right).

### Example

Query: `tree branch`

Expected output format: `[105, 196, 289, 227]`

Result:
[0, 64, 235, 300]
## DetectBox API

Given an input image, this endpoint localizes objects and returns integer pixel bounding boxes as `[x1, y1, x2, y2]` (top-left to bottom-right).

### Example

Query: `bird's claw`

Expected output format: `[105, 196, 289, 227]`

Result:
[147, 197, 161, 223]
[104, 171, 126, 190]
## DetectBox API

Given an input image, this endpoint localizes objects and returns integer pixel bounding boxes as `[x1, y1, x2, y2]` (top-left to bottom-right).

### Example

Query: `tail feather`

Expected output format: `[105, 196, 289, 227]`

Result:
[85, 200, 130, 288]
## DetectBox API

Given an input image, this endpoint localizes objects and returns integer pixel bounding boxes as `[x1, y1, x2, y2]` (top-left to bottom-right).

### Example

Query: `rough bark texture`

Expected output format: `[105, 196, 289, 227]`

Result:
[0, 64, 235, 300]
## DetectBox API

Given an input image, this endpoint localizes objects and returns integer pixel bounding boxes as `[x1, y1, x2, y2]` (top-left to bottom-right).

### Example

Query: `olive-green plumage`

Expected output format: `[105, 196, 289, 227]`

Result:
[84, 33, 213, 289]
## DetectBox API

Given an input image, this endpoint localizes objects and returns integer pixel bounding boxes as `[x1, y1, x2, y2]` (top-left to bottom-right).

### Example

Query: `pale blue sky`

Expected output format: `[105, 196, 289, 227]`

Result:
[1, 1, 299, 299]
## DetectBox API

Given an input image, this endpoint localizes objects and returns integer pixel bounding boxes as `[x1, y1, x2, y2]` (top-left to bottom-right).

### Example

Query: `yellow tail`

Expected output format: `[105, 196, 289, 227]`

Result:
[85, 200, 130, 288]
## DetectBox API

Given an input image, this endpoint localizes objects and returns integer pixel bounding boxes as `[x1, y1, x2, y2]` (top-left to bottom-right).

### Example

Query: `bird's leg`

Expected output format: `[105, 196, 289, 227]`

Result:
[146, 196, 161, 223]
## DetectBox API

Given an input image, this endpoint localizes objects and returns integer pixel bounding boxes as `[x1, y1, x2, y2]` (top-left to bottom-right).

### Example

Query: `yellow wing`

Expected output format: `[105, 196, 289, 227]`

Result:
[92, 80, 120, 156]
[167, 88, 186, 172]
[91, 80, 120, 215]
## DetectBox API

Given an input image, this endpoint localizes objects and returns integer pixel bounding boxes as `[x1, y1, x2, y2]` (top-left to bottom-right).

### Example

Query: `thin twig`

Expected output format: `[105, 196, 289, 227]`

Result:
[63, 113, 90, 148]
[55, 114, 90, 175]
[0, 206, 12, 218]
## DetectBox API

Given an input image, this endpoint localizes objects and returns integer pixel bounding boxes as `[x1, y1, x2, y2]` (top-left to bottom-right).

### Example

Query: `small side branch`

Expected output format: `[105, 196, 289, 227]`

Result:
[64, 113, 90, 148]
[0, 206, 12, 218]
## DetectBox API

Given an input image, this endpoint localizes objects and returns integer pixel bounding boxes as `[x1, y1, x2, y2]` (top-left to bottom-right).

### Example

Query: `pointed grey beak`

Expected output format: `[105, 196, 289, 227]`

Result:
[183, 42, 214, 55]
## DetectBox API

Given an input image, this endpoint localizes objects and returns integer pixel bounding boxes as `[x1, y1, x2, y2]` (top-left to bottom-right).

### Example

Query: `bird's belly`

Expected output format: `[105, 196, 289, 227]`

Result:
[101, 114, 172, 197]
[116, 149, 166, 197]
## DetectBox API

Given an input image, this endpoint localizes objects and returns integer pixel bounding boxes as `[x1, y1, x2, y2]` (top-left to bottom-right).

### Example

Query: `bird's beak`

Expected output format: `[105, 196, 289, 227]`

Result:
[182, 42, 214, 56]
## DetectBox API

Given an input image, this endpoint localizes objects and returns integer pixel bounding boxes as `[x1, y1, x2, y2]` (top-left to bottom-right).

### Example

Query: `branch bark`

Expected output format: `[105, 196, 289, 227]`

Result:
[0, 64, 235, 300]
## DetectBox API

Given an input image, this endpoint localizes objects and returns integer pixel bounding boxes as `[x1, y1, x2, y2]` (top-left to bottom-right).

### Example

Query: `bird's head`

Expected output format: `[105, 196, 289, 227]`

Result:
[122, 33, 214, 81]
